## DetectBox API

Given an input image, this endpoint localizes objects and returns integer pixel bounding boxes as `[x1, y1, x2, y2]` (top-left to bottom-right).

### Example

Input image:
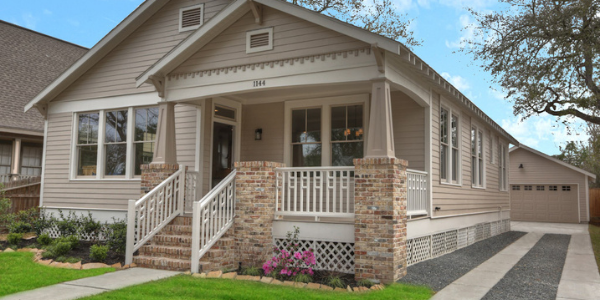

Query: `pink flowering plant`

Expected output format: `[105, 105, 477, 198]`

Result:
[262, 226, 316, 280]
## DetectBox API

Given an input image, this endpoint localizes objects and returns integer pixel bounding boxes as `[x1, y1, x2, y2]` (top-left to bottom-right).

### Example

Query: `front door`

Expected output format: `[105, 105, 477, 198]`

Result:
[211, 122, 234, 188]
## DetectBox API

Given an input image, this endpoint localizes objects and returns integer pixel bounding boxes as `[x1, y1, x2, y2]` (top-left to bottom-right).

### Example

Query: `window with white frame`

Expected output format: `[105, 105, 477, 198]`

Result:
[331, 105, 364, 166]
[499, 142, 508, 191]
[104, 110, 128, 176]
[76, 112, 99, 176]
[291, 108, 322, 167]
[134, 107, 158, 176]
[489, 133, 495, 164]
[0, 140, 12, 175]
[20, 144, 43, 176]
[471, 125, 484, 187]
[440, 106, 460, 184]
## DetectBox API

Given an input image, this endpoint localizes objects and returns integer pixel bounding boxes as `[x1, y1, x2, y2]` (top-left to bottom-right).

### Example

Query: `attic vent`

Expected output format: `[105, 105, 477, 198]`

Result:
[246, 28, 273, 54]
[179, 4, 204, 32]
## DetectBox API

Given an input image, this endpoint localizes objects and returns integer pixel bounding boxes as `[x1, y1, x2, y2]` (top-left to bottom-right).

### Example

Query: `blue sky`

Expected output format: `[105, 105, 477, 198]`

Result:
[0, 0, 589, 156]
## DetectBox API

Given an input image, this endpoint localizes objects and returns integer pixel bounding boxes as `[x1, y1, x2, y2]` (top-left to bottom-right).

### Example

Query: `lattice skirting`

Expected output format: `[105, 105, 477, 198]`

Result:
[273, 239, 355, 274]
[407, 219, 511, 266]
[43, 224, 108, 241]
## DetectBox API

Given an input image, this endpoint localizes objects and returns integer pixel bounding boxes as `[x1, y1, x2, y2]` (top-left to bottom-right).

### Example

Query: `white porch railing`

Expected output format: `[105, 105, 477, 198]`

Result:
[275, 167, 355, 220]
[407, 169, 429, 217]
[190, 170, 236, 273]
[185, 171, 200, 214]
[125, 166, 186, 265]
[0, 174, 38, 184]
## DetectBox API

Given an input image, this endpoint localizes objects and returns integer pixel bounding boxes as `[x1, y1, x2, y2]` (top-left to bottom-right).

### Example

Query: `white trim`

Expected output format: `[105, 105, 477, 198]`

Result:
[283, 94, 369, 166]
[125, 107, 134, 179]
[195, 105, 202, 172]
[48, 92, 162, 114]
[499, 140, 508, 191]
[425, 94, 433, 216]
[439, 99, 462, 185]
[44, 207, 127, 223]
[179, 4, 204, 33]
[510, 145, 597, 179]
[246, 27, 273, 53]
[408, 210, 510, 238]
[585, 175, 590, 222]
[39, 120, 48, 207]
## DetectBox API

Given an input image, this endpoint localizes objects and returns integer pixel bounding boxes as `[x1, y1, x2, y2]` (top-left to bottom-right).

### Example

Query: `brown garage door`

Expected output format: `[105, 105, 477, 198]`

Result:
[510, 184, 579, 223]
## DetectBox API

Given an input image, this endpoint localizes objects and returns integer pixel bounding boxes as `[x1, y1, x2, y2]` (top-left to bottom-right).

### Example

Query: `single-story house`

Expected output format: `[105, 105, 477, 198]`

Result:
[25, 0, 519, 282]
[509, 145, 596, 224]
[0, 20, 86, 184]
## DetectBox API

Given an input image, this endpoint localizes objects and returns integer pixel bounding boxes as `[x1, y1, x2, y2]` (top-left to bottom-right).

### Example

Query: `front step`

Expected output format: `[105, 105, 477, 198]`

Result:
[132, 216, 236, 272]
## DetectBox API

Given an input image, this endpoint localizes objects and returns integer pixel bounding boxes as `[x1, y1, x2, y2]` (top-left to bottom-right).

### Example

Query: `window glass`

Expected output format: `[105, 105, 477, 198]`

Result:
[291, 108, 322, 166]
[331, 105, 363, 166]
[524, 185, 532, 191]
[105, 110, 128, 176]
[440, 108, 448, 181]
[134, 107, 158, 175]
[77, 112, 99, 176]
[214, 106, 235, 120]
[512, 185, 520, 190]
[292, 144, 321, 167]
[0, 140, 12, 175]
[549, 185, 558, 191]
[20, 144, 43, 176]
[536, 185, 545, 191]
[562, 185, 571, 191]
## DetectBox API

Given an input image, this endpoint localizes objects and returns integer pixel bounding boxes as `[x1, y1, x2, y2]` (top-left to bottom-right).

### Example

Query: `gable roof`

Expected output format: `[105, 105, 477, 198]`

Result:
[510, 144, 597, 179]
[0, 21, 87, 135]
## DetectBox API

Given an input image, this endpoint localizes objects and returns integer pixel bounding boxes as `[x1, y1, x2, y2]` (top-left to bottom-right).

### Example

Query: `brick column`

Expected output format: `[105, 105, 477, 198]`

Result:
[353, 157, 408, 284]
[140, 164, 180, 195]
[233, 161, 284, 267]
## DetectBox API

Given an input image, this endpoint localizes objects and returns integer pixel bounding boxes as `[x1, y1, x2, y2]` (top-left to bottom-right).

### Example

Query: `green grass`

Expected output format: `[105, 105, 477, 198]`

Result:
[82, 275, 433, 300]
[0, 252, 114, 297]
[590, 224, 600, 273]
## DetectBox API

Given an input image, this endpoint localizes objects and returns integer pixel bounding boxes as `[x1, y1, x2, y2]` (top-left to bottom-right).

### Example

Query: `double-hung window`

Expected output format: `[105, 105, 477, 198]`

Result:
[471, 125, 484, 188]
[331, 105, 364, 166]
[76, 113, 99, 176]
[134, 107, 158, 176]
[0, 140, 12, 175]
[104, 110, 128, 176]
[20, 144, 43, 176]
[291, 108, 322, 167]
[440, 106, 460, 184]
[499, 142, 508, 191]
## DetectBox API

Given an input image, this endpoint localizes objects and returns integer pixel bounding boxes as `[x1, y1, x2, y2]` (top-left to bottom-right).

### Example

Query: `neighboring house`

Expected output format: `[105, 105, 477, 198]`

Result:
[0, 21, 87, 184]
[509, 145, 596, 224]
[25, 0, 518, 282]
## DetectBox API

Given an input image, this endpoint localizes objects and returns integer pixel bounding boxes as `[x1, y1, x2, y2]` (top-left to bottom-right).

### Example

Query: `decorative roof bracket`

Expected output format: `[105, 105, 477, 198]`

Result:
[149, 75, 165, 98]
[247, 0, 263, 25]
[371, 43, 385, 73]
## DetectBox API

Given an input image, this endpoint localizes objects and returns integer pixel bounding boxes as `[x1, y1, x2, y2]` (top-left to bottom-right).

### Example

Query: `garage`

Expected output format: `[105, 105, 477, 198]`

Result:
[510, 184, 579, 223]
[509, 145, 596, 224]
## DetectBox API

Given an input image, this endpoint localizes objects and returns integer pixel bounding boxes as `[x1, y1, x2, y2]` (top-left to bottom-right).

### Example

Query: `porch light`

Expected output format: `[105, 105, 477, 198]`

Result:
[519, 164, 524, 169]
[255, 128, 262, 140]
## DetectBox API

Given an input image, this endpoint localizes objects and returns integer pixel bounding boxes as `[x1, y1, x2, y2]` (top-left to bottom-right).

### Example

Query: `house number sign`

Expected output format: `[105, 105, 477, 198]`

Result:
[253, 80, 266, 87]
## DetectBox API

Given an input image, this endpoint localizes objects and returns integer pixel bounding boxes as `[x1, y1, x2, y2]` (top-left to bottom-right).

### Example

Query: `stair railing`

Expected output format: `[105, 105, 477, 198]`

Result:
[190, 170, 236, 273]
[125, 165, 186, 265]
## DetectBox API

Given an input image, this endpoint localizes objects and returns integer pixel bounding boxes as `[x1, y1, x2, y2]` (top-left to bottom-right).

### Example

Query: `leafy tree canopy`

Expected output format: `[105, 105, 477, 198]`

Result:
[554, 124, 600, 187]
[465, 0, 600, 125]
[288, 0, 421, 48]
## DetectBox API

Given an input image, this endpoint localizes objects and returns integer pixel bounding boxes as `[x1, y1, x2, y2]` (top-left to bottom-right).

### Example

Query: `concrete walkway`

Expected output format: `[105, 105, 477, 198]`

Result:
[433, 222, 600, 300]
[1, 268, 179, 300]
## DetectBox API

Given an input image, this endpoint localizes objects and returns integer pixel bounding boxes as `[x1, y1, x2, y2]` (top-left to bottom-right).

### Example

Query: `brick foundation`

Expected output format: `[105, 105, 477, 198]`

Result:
[353, 157, 408, 284]
[140, 163, 180, 195]
[233, 161, 284, 267]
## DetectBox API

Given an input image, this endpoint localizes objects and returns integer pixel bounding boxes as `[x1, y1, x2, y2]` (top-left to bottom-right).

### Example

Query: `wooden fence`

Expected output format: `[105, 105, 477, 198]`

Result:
[591, 188, 600, 218]
[1, 177, 41, 214]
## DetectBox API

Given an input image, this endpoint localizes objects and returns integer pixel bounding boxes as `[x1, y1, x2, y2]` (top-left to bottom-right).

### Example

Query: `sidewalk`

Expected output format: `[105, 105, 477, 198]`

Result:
[1, 268, 179, 300]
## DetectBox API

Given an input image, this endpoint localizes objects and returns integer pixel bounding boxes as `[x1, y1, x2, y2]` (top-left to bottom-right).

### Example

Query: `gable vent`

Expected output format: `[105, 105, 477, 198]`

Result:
[246, 28, 274, 53]
[179, 4, 204, 32]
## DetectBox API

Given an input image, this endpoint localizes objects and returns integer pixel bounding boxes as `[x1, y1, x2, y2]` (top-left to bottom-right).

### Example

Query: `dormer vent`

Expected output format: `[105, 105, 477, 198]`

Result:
[246, 28, 273, 53]
[179, 4, 204, 32]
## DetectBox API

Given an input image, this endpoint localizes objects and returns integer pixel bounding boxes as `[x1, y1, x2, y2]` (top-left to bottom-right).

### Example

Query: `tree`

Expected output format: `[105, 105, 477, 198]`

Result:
[554, 123, 600, 187]
[465, 0, 600, 125]
[288, 0, 421, 48]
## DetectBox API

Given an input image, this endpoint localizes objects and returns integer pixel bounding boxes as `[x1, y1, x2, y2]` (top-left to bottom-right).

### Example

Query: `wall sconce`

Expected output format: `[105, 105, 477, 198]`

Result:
[255, 128, 262, 140]
[519, 164, 524, 169]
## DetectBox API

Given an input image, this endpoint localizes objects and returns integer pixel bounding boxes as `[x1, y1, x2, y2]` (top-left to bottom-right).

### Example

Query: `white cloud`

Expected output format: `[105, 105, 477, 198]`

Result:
[438, 0, 495, 9]
[22, 13, 37, 29]
[417, 0, 431, 9]
[441, 72, 471, 92]
[501, 116, 589, 150]
[445, 14, 476, 49]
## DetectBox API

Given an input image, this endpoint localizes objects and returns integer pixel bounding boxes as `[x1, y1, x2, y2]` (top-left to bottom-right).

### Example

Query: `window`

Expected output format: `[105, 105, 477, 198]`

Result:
[246, 28, 273, 53]
[0, 140, 12, 175]
[134, 107, 158, 176]
[512, 185, 520, 191]
[562, 185, 571, 191]
[214, 106, 235, 120]
[499, 143, 508, 191]
[179, 4, 204, 32]
[331, 105, 364, 166]
[291, 108, 322, 167]
[549, 185, 558, 191]
[440, 106, 460, 184]
[104, 110, 128, 176]
[20, 144, 43, 176]
[77, 112, 99, 176]
[524, 185, 532, 191]
[471, 125, 484, 187]
[536, 185, 545, 191]
[489, 134, 495, 164]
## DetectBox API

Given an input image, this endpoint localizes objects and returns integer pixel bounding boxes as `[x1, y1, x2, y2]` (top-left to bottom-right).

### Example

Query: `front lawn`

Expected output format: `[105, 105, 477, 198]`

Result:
[590, 224, 600, 273]
[0, 252, 114, 297]
[82, 275, 433, 300]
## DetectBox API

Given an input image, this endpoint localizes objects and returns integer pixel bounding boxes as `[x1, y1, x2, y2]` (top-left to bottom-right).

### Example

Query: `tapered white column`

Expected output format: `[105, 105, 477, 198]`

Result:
[152, 102, 177, 165]
[365, 80, 395, 158]
[11, 138, 21, 175]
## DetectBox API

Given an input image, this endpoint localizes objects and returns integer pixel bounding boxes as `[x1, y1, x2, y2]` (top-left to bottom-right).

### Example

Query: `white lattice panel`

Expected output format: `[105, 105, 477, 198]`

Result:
[431, 232, 447, 257]
[467, 226, 476, 245]
[407, 235, 431, 265]
[490, 222, 498, 236]
[445, 230, 458, 252]
[274, 239, 355, 274]
[457, 228, 468, 249]
[475, 224, 484, 242]
[43, 224, 107, 241]
[483, 223, 491, 239]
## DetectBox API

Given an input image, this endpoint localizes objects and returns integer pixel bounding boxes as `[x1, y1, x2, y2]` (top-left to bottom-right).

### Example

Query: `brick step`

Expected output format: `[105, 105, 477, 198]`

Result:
[139, 244, 230, 260]
[150, 235, 193, 247]
[170, 216, 193, 226]
[133, 256, 216, 272]
[158, 225, 193, 236]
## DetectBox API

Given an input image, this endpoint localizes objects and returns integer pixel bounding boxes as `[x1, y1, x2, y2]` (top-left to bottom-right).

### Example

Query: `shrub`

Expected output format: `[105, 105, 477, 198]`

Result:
[104, 218, 127, 255]
[294, 273, 312, 283]
[54, 256, 80, 263]
[65, 235, 80, 249]
[80, 212, 102, 242]
[90, 245, 108, 262]
[241, 266, 261, 276]
[9, 221, 32, 234]
[56, 210, 79, 237]
[52, 241, 72, 257]
[325, 274, 345, 288]
[262, 226, 316, 280]
[42, 251, 55, 259]
[32, 211, 56, 236]
[7, 233, 22, 245]
[356, 279, 374, 288]
[37, 233, 52, 246]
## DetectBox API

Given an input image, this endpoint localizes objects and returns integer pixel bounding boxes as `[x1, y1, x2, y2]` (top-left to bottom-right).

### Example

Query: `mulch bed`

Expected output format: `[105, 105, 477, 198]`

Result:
[0, 237, 124, 265]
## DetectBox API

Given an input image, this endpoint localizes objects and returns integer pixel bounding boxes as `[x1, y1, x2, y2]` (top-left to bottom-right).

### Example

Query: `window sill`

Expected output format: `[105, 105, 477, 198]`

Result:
[69, 178, 141, 183]
[440, 182, 462, 188]
[471, 185, 486, 190]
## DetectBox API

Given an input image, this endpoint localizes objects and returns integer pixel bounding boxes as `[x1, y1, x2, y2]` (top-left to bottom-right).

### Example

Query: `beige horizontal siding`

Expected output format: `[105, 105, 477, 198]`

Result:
[172, 7, 368, 74]
[509, 148, 588, 222]
[55, 0, 233, 102]
[431, 92, 511, 217]
[391, 91, 425, 171]
[175, 104, 197, 171]
[240, 102, 284, 163]
[42, 113, 141, 211]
